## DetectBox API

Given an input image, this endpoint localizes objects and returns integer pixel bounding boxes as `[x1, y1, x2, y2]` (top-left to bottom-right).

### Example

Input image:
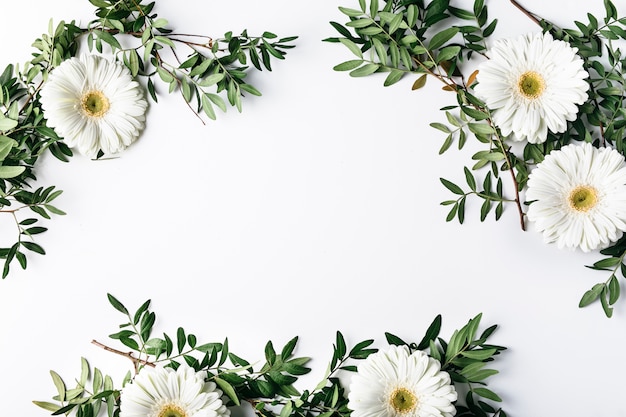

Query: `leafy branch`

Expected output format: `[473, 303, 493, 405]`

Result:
[0, 0, 297, 280]
[510, 0, 626, 316]
[35, 295, 507, 417]
[326, 0, 534, 230]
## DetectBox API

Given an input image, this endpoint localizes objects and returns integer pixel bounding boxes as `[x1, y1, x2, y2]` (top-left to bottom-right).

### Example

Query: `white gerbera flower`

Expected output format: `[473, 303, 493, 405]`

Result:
[348, 345, 457, 417]
[526, 142, 626, 252]
[474, 32, 588, 144]
[40, 55, 148, 158]
[120, 365, 230, 417]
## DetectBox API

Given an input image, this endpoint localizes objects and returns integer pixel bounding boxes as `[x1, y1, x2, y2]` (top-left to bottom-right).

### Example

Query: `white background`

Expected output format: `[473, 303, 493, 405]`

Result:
[0, 0, 623, 416]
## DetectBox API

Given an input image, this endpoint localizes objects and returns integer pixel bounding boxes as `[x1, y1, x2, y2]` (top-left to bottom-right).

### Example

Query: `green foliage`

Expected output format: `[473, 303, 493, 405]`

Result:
[84, 0, 296, 120]
[329, 0, 626, 317]
[326, 0, 517, 228]
[325, 0, 497, 88]
[1, 0, 296, 279]
[532, 0, 626, 316]
[35, 296, 507, 417]
[384, 314, 507, 417]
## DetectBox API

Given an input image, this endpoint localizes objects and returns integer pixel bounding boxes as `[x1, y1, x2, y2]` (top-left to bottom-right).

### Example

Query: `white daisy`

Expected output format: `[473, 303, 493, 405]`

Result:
[39, 55, 148, 158]
[526, 142, 626, 252]
[474, 32, 588, 144]
[348, 345, 457, 417]
[120, 365, 230, 417]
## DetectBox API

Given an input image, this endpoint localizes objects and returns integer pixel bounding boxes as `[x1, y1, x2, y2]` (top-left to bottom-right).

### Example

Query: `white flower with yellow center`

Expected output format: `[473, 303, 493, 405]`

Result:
[348, 345, 457, 417]
[474, 32, 588, 144]
[40, 55, 148, 158]
[120, 365, 230, 417]
[526, 142, 626, 252]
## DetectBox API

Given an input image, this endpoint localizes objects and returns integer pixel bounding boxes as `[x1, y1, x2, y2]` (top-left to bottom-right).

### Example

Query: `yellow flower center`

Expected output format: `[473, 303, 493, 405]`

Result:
[81, 90, 110, 118]
[568, 185, 598, 212]
[517, 71, 545, 100]
[157, 403, 187, 417]
[390, 387, 418, 414]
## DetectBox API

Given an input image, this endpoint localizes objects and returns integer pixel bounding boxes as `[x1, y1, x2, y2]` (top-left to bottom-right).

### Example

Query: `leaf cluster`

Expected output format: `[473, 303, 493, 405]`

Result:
[33, 358, 121, 417]
[39, 294, 314, 417]
[531, 0, 626, 316]
[328, 0, 523, 228]
[0, 185, 64, 278]
[385, 314, 507, 417]
[325, 0, 496, 89]
[36, 296, 507, 417]
[0, 0, 297, 280]
[86, 0, 297, 121]
[440, 168, 505, 224]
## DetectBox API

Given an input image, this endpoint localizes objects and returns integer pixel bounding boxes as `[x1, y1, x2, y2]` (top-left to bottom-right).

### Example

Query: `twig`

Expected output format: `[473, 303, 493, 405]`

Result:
[92, 339, 154, 371]
[509, 0, 542, 26]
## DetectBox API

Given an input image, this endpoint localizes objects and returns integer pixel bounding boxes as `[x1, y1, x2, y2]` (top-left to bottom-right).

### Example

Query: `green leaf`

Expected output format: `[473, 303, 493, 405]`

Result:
[430, 122, 451, 133]
[265, 340, 277, 364]
[579, 283, 604, 307]
[449, 6, 475, 20]
[199, 73, 224, 87]
[593, 257, 621, 269]
[464, 166, 476, 191]
[461, 106, 489, 120]
[468, 123, 495, 135]
[279, 401, 293, 417]
[155, 35, 175, 49]
[133, 299, 151, 325]
[461, 348, 496, 360]
[416, 314, 442, 350]
[338, 38, 363, 59]
[439, 134, 453, 154]
[608, 274, 620, 304]
[33, 401, 60, 412]
[0, 118, 18, 132]
[215, 377, 240, 406]
[280, 337, 298, 360]
[107, 293, 129, 315]
[333, 60, 364, 71]
[428, 27, 460, 50]
[207, 93, 227, 113]
[346, 18, 375, 29]
[335, 331, 347, 358]
[50, 370, 66, 401]
[201, 94, 217, 121]
[240, 83, 262, 96]
[23, 226, 47, 235]
[437, 46, 461, 63]
[177, 327, 186, 353]
[157, 67, 174, 83]
[349, 63, 380, 77]
[348, 339, 376, 359]
[128, 49, 140, 77]
[383, 69, 404, 86]
[440, 178, 464, 195]
[383, 332, 407, 347]
[0, 135, 17, 161]
[372, 37, 387, 63]
[473, 387, 502, 402]
[472, 151, 505, 162]
[44, 205, 66, 216]
[95, 30, 122, 50]
[0, 165, 25, 179]
[338, 6, 364, 17]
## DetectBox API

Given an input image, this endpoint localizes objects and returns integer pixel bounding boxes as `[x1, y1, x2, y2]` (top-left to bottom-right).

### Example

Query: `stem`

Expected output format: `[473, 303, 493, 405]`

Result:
[488, 123, 526, 231]
[509, 0, 542, 26]
[466, 191, 515, 204]
[504, 158, 526, 231]
[91, 339, 155, 371]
